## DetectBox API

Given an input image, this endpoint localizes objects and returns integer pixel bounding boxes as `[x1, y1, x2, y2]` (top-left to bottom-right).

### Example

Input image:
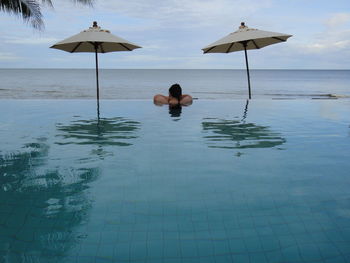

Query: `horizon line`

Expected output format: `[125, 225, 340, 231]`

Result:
[1, 68, 350, 70]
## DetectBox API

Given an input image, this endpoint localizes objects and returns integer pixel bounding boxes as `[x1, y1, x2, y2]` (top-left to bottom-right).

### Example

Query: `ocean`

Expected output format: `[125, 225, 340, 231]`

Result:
[0, 69, 349, 100]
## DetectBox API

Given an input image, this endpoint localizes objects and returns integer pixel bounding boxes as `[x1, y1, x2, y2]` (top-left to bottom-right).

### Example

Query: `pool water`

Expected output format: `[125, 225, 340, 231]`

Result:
[1, 99, 350, 263]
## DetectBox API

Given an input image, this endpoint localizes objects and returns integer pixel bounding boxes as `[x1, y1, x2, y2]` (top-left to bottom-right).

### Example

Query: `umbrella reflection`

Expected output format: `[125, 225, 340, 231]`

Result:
[203, 120, 286, 148]
[202, 101, 286, 153]
[0, 138, 98, 262]
[56, 117, 140, 146]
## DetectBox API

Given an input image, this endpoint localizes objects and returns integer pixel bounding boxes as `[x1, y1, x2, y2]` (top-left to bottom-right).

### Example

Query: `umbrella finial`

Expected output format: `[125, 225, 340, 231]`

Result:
[93, 21, 98, 27]
[239, 22, 247, 29]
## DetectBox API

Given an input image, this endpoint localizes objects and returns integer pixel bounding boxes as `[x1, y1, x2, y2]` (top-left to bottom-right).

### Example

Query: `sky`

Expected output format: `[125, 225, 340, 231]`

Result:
[0, 0, 349, 69]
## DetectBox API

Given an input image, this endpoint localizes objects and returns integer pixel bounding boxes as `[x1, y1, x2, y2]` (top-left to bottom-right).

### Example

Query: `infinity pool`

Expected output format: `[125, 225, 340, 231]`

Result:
[1, 99, 350, 263]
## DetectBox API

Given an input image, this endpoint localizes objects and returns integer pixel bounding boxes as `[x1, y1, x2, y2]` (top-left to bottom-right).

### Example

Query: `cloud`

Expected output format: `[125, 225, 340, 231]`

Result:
[117, 54, 178, 63]
[289, 12, 350, 57]
[326, 13, 350, 28]
[0, 52, 21, 60]
[302, 28, 350, 54]
[3, 37, 60, 45]
[1, 0, 349, 69]
[302, 37, 350, 53]
[95, 0, 272, 28]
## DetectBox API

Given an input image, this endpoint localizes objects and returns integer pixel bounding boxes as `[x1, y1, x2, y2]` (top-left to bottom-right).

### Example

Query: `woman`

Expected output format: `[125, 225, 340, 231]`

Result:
[153, 84, 193, 106]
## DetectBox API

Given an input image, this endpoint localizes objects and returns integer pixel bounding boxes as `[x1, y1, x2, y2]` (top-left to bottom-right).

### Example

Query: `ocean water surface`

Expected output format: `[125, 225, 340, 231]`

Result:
[1, 69, 350, 99]
[1, 99, 350, 262]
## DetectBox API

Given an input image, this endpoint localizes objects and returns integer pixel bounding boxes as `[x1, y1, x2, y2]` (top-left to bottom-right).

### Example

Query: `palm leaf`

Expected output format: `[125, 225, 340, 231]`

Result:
[70, 0, 94, 6]
[40, 0, 53, 7]
[0, 0, 94, 30]
[0, 0, 44, 29]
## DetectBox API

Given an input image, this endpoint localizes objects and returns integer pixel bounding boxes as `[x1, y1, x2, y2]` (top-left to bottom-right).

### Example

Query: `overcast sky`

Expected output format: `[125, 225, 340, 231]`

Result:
[0, 0, 349, 69]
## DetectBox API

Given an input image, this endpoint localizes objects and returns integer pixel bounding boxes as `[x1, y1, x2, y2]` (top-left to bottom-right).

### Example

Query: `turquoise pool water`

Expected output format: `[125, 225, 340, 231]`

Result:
[1, 99, 350, 263]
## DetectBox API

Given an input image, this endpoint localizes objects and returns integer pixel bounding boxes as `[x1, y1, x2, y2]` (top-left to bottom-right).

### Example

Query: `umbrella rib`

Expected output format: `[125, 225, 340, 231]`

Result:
[251, 40, 260, 49]
[89, 41, 97, 48]
[88, 41, 102, 51]
[71, 42, 83, 53]
[272, 37, 286, 42]
[203, 46, 216, 54]
[119, 43, 132, 51]
[226, 42, 235, 53]
[100, 45, 105, 53]
[240, 41, 248, 48]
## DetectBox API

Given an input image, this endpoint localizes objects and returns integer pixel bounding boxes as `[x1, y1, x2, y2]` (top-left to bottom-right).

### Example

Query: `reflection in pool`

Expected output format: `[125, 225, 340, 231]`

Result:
[202, 118, 286, 150]
[56, 117, 141, 159]
[0, 115, 141, 262]
[168, 104, 182, 119]
[1, 100, 350, 263]
[56, 117, 141, 146]
[0, 138, 98, 262]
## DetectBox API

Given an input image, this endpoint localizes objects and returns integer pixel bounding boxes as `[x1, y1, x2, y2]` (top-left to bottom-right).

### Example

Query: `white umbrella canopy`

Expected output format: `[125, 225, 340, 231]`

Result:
[202, 22, 292, 99]
[51, 22, 141, 53]
[50, 21, 142, 117]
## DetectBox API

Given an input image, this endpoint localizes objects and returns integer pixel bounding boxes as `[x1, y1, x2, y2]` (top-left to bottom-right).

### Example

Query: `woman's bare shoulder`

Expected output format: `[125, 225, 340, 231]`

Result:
[180, 94, 193, 105]
[153, 94, 169, 105]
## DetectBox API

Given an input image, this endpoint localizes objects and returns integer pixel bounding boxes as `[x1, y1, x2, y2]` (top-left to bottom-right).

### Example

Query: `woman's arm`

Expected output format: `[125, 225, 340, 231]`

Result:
[180, 95, 193, 106]
[153, 94, 169, 105]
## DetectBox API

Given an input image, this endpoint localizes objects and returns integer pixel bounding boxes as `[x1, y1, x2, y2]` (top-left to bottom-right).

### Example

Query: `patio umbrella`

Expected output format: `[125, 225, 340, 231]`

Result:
[202, 22, 292, 99]
[50, 21, 142, 115]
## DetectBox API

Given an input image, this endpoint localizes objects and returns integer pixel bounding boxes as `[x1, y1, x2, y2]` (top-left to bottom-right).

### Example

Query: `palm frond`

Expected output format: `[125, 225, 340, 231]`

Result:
[0, 0, 94, 30]
[70, 0, 94, 7]
[40, 0, 53, 8]
[0, 0, 44, 29]
[23, 0, 45, 29]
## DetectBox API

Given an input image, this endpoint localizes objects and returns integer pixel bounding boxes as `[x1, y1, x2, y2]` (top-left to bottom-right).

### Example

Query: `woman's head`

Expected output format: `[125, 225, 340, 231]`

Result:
[169, 84, 182, 100]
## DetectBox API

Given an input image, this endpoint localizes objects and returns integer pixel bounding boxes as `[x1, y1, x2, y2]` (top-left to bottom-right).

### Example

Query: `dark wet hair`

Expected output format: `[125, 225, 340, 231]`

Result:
[169, 84, 182, 101]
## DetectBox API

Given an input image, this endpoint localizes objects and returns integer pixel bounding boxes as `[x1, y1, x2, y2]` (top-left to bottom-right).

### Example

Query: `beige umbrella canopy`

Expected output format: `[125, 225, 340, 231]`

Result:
[50, 21, 141, 115]
[202, 22, 292, 99]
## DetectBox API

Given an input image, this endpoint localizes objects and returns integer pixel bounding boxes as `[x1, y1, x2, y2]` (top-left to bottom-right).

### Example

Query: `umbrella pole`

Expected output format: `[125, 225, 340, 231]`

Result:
[94, 46, 100, 119]
[243, 44, 252, 99]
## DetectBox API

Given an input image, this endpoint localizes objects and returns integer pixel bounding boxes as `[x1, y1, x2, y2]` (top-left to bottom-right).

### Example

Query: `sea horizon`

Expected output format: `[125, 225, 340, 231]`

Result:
[1, 68, 350, 100]
[1, 68, 350, 70]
